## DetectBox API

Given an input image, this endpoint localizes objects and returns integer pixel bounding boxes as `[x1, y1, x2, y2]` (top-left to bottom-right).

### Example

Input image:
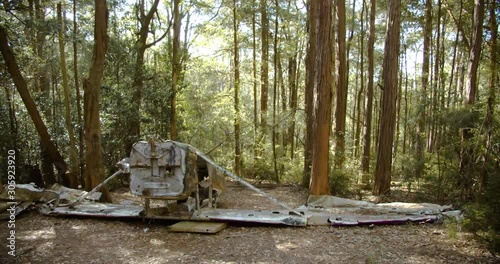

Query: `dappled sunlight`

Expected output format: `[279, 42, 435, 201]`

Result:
[70, 224, 87, 231]
[275, 241, 299, 251]
[19, 226, 56, 241]
[149, 238, 165, 246]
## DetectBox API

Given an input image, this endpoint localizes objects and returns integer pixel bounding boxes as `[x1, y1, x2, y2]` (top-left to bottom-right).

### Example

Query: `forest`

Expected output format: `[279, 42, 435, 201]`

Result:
[0, 0, 499, 253]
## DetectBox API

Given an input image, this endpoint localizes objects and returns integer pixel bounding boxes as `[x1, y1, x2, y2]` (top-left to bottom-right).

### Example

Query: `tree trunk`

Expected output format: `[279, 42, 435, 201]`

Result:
[334, 0, 347, 169]
[128, 0, 162, 151]
[252, 0, 258, 162]
[57, 3, 78, 188]
[0, 26, 69, 185]
[83, 0, 112, 202]
[361, 0, 376, 178]
[480, 0, 497, 191]
[459, 0, 485, 199]
[303, 0, 317, 187]
[272, 0, 279, 182]
[233, 0, 241, 176]
[447, 0, 463, 108]
[260, 0, 269, 143]
[309, 0, 333, 195]
[170, 0, 181, 140]
[429, 0, 442, 153]
[415, 0, 432, 181]
[73, 0, 84, 187]
[288, 55, 298, 160]
[34, 0, 56, 185]
[354, 0, 366, 159]
[373, 0, 400, 196]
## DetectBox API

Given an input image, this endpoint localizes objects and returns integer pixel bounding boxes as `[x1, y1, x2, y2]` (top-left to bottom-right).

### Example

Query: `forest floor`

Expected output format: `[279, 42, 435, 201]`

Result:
[1, 183, 498, 264]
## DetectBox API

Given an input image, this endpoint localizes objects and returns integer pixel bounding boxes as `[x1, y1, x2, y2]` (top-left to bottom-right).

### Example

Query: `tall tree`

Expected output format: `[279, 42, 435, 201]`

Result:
[0, 26, 70, 186]
[303, 0, 317, 186]
[260, 0, 269, 137]
[272, 0, 279, 181]
[373, 0, 400, 196]
[334, 0, 347, 169]
[309, 0, 333, 195]
[34, 0, 56, 185]
[354, 0, 366, 158]
[361, 0, 376, 177]
[233, 0, 241, 176]
[481, 0, 497, 190]
[415, 0, 432, 181]
[83, 0, 112, 202]
[171, 0, 181, 140]
[73, 0, 84, 186]
[128, 0, 166, 151]
[57, 3, 78, 188]
[252, 0, 258, 161]
[459, 0, 485, 199]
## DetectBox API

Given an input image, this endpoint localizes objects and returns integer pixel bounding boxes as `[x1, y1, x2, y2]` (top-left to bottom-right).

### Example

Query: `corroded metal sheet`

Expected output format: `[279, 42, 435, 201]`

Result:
[43, 203, 144, 218]
[327, 214, 438, 226]
[193, 209, 307, 226]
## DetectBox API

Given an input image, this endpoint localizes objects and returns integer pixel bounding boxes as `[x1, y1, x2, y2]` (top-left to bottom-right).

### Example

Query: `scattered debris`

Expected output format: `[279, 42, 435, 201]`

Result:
[170, 221, 227, 234]
[1, 141, 461, 231]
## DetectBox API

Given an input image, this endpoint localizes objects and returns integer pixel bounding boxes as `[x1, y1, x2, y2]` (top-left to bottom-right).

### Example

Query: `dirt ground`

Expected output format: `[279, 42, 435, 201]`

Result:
[1, 183, 498, 264]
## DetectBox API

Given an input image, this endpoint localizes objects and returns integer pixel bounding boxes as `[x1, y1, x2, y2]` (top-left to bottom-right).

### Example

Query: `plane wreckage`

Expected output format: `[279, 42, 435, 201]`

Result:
[1, 140, 460, 232]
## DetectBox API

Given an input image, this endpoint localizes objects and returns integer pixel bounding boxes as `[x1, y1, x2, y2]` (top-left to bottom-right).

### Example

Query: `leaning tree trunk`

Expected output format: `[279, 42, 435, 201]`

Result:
[373, 0, 400, 196]
[83, 0, 112, 202]
[0, 26, 70, 185]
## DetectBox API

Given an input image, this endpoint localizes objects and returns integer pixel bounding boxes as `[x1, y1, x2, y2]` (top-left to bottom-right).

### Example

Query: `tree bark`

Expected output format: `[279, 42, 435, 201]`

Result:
[309, 0, 333, 195]
[334, 0, 347, 169]
[480, 0, 497, 191]
[272, 0, 279, 182]
[170, 0, 181, 140]
[252, 0, 258, 162]
[303, 0, 317, 187]
[373, 0, 400, 196]
[288, 55, 298, 160]
[361, 0, 376, 178]
[233, 0, 241, 176]
[0, 26, 69, 185]
[57, 3, 78, 188]
[459, 0, 485, 199]
[260, 0, 269, 144]
[354, 0, 366, 159]
[73, 0, 84, 187]
[34, 0, 56, 185]
[83, 0, 112, 202]
[415, 0, 432, 181]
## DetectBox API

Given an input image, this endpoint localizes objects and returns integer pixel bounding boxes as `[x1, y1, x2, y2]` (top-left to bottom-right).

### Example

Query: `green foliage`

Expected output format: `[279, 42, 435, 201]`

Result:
[329, 169, 353, 196]
[444, 218, 459, 240]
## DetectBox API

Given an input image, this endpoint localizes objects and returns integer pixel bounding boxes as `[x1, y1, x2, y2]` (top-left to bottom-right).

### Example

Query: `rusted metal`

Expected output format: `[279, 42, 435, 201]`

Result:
[193, 209, 307, 226]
